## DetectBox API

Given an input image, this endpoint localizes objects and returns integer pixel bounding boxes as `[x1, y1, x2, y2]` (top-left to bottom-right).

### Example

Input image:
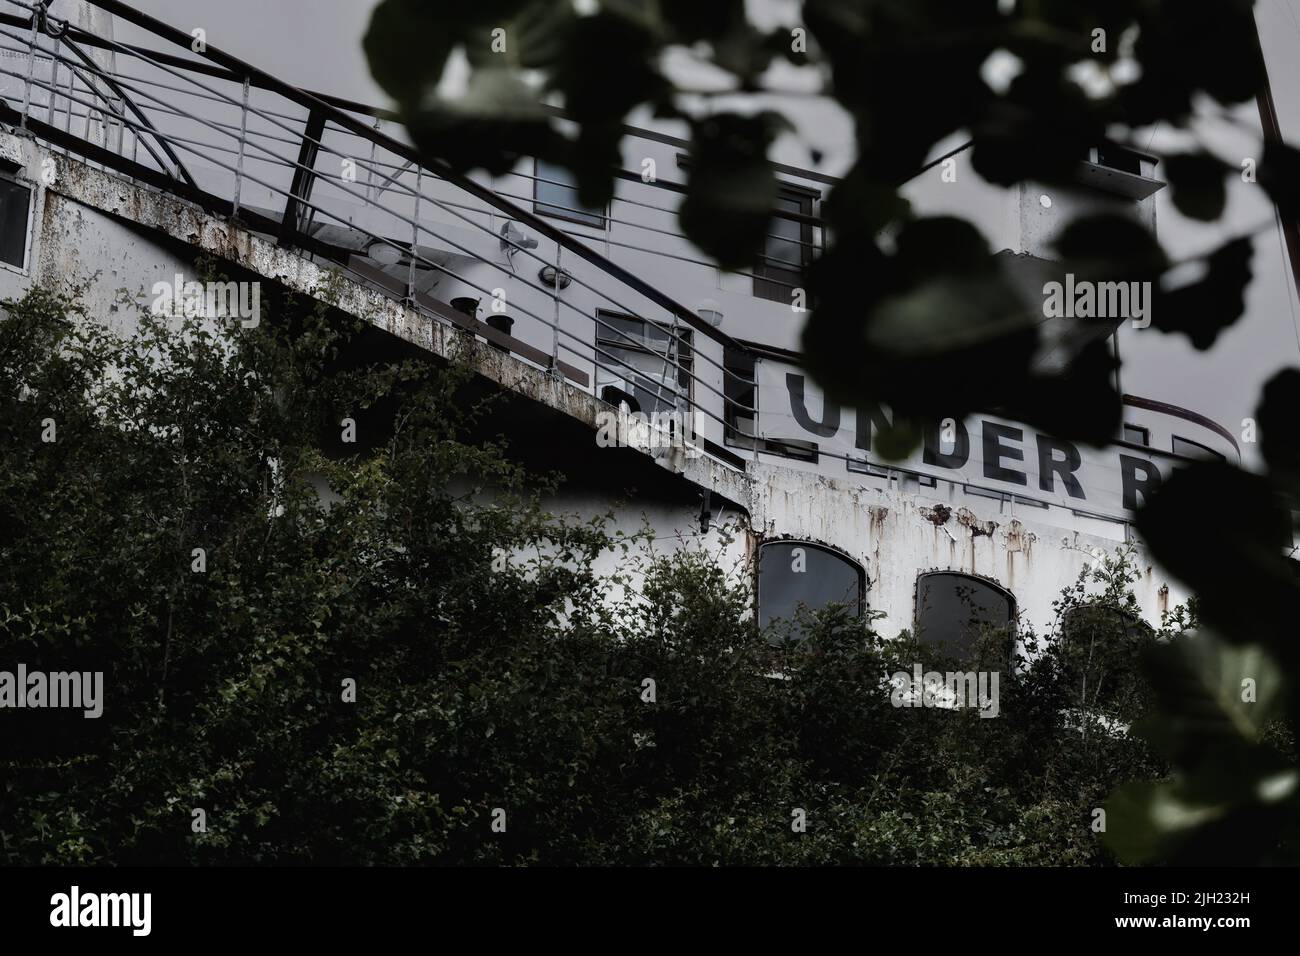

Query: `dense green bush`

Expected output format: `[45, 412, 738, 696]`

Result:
[1, 282, 1265, 865]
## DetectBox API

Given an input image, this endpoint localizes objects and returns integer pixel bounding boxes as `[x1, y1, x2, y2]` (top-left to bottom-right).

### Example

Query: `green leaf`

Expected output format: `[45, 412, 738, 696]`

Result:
[1135, 635, 1285, 765]
[404, 70, 559, 175]
[679, 113, 788, 271]
[363, 0, 533, 105]
[1135, 462, 1299, 659]
[1105, 633, 1295, 864]
[549, 13, 667, 123]
[1164, 152, 1229, 222]
[1055, 214, 1168, 281]
[1152, 237, 1253, 350]
[657, 0, 744, 42]
[1258, 139, 1300, 221]
[464, 1, 576, 70]
[363, 0, 455, 105]
[1257, 368, 1300, 492]
[1103, 768, 1300, 865]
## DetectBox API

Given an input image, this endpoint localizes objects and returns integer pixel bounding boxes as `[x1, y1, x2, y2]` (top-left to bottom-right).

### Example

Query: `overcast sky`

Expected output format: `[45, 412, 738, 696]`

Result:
[115, 0, 1300, 461]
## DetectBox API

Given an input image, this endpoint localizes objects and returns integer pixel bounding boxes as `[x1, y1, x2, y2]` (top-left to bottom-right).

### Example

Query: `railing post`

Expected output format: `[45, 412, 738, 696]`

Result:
[407, 165, 421, 303]
[670, 313, 684, 452]
[364, 118, 379, 202]
[21, 7, 40, 131]
[63, 59, 74, 133]
[232, 77, 249, 219]
[752, 360, 761, 464]
[47, 35, 59, 126]
[550, 245, 562, 379]
[279, 108, 326, 246]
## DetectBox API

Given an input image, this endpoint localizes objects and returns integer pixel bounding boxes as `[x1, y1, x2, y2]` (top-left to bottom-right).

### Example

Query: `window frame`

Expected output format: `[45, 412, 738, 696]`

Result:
[755, 538, 867, 636]
[1060, 601, 1153, 646]
[753, 184, 817, 304]
[723, 346, 757, 448]
[594, 309, 693, 415]
[0, 172, 35, 275]
[913, 570, 1017, 657]
[1122, 423, 1150, 447]
[532, 158, 607, 231]
[1171, 434, 1225, 462]
[1092, 145, 1145, 175]
[722, 346, 827, 464]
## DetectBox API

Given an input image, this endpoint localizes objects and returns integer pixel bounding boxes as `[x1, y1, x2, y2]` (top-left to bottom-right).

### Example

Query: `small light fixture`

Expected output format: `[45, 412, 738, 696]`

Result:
[696, 299, 724, 328]
[367, 240, 403, 265]
[538, 264, 572, 289]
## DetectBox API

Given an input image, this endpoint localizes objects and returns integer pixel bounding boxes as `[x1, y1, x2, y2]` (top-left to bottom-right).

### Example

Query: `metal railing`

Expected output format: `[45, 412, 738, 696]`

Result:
[0, 0, 779, 472]
[0, 1, 1236, 525]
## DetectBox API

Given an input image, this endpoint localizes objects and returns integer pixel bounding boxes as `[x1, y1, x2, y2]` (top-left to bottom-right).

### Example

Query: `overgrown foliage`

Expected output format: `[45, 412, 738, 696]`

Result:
[362, 0, 1300, 862]
[6, 289, 1278, 864]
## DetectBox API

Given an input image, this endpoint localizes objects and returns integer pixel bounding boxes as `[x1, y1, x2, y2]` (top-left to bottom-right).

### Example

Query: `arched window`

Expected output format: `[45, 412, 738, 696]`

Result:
[914, 572, 1015, 657]
[1058, 602, 1154, 722]
[1060, 602, 1152, 645]
[757, 541, 864, 639]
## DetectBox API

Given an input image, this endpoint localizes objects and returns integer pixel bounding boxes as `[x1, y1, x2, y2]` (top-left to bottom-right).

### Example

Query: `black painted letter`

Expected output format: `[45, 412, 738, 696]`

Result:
[786, 373, 840, 437]
[982, 421, 1027, 485]
[1037, 435, 1085, 499]
[1120, 455, 1162, 511]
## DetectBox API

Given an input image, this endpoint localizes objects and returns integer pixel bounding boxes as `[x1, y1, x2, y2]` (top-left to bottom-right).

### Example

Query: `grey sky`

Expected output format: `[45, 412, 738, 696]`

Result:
[118, 0, 1300, 458]
[122, 0, 384, 103]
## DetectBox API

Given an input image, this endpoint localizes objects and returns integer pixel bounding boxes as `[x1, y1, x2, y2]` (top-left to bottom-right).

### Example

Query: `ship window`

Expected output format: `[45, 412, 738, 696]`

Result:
[1171, 435, 1224, 462]
[758, 541, 864, 640]
[915, 572, 1014, 658]
[1061, 602, 1152, 645]
[0, 177, 32, 269]
[724, 348, 757, 447]
[595, 311, 691, 416]
[753, 188, 814, 304]
[1094, 146, 1143, 175]
[1123, 424, 1150, 447]
[534, 159, 605, 229]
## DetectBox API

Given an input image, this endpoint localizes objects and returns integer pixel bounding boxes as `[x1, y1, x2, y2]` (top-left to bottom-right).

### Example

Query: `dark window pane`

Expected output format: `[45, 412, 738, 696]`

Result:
[754, 190, 813, 303]
[1062, 603, 1151, 645]
[0, 179, 31, 268]
[1171, 435, 1224, 461]
[1060, 603, 1153, 717]
[724, 347, 756, 446]
[595, 312, 690, 415]
[534, 160, 604, 228]
[758, 542, 863, 639]
[1122, 424, 1149, 446]
[915, 572, 1014, 657]
[1095, 146, 1143, 175]
[597, 315, 647, 347]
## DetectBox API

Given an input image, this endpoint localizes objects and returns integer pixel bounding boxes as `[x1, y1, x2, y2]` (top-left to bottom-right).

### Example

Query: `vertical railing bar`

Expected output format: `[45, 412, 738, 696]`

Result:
[63, 63, 73, 132]
[364, 117, 379, 202]
[551, 244, 562, 377]
[46, 34, 58, 125]
[21, 8, 38, 130]
[232, 76, 249, 218]
[407, 164, 420, 302]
